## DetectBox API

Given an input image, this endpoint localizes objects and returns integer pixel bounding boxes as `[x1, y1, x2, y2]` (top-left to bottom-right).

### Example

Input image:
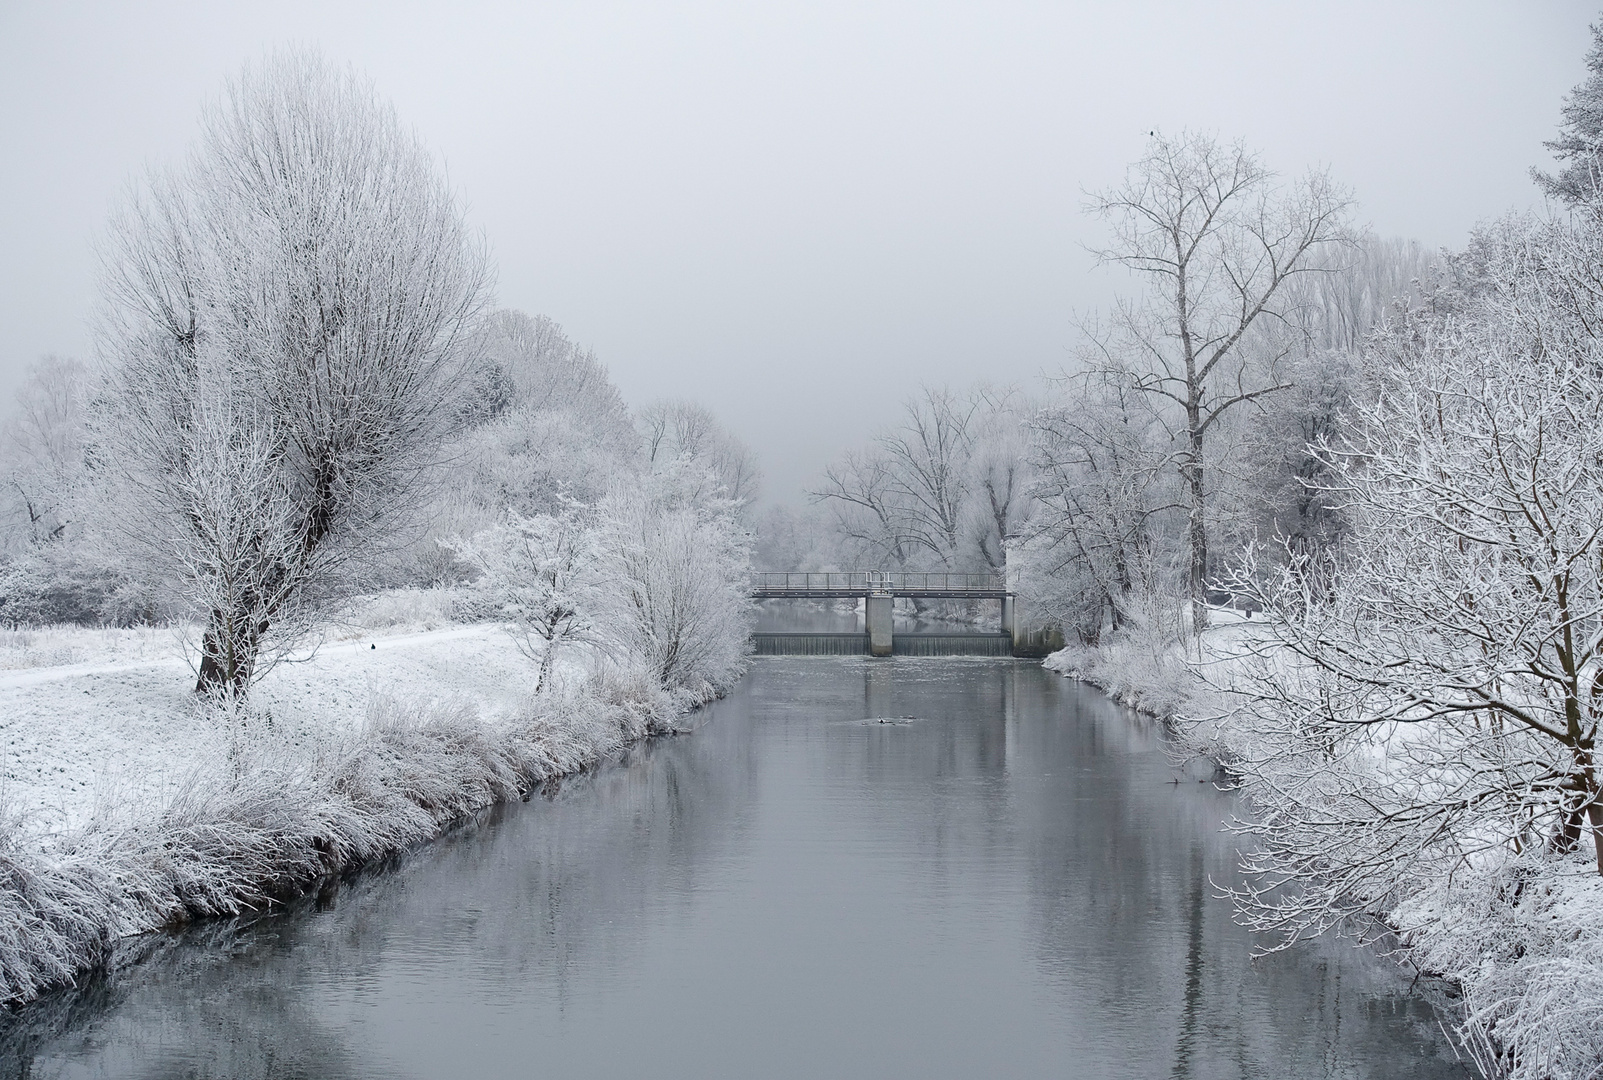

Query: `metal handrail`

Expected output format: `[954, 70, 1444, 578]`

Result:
[750, 571, 1005, 593]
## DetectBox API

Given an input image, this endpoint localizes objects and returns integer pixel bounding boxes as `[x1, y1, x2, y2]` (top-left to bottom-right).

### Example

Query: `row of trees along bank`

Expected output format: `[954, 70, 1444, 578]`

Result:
[0, 50, 756, 709]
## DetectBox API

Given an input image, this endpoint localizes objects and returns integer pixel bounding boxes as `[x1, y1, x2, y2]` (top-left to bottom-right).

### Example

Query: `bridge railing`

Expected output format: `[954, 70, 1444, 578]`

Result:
[750, 571, 1005, 594]
[750, 572, 873, 594]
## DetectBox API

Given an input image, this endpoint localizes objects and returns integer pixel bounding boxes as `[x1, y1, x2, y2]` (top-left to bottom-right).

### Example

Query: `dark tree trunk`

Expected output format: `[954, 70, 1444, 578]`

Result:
[194, 612, 268, 698]
[1183, 420, 1208, 635]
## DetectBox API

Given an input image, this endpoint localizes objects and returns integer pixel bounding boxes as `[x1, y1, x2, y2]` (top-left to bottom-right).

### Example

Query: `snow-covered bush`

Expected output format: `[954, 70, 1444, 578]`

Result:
[1394, 853, 1603, 1080]
[450, 506, 604, 692]
[592, 471, 753, 699]
[0, 546, 161, 628]
[334, 587, 469, 635]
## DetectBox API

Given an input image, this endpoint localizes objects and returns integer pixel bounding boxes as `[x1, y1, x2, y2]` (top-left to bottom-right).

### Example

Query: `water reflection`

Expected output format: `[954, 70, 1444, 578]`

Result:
[2, 660, 1468, 1079]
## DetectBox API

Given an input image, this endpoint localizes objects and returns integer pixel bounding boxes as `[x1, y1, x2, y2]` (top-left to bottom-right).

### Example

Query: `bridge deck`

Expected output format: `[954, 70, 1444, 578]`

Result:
[751, 571, 1008, 600]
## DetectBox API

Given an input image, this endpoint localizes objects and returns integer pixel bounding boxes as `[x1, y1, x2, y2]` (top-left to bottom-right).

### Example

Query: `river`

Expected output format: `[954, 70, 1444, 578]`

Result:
[2, 658, 1468, 1079]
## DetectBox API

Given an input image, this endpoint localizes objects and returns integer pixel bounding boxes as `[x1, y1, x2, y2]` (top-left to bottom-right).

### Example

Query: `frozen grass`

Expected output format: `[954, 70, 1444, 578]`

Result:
[0, 603, 729, 1008]
[0, 625, 179, 672]
[0, 679, 688, 1007]
[330, 587, 473, 638]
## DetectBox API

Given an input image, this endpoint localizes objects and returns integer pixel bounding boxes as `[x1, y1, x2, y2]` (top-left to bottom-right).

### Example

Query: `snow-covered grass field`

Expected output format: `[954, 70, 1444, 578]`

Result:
[0, 591, 537, 839]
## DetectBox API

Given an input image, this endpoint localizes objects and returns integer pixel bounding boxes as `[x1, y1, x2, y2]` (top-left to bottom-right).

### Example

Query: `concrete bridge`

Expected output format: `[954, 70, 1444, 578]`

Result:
[750, 571, 1058, 658]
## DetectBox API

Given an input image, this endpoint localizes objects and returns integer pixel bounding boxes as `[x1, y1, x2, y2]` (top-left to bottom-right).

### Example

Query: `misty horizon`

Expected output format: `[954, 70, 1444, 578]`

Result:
[2, 1, 1596, 504]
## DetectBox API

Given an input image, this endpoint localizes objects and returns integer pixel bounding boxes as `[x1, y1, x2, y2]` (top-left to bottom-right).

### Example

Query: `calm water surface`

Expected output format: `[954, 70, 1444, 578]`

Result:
[3, 659, 1467, 1079]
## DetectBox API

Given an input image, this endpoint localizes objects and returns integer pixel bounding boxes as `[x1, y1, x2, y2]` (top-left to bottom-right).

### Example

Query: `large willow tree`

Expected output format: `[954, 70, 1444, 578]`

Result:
[98, 50, 490, 697]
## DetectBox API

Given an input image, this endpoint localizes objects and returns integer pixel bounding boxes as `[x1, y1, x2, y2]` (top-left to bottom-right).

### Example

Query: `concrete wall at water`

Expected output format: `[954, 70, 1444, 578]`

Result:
[752, 633, 870, 656]
[752, 632, 1015, 657]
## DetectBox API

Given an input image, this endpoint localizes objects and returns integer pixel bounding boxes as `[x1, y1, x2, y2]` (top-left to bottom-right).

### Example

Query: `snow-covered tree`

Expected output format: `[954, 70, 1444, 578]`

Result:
[593, 472, 753, 699]
[0, 355, 89, 551]
[638, 399, 760, 506]
[814, 386, 989, 571]
[97, 50, 489, 696]
[1220, 212, 1603, 961]
[1207, 210, 1603, 1079]
[1026, 371, 1179, 640]
[1534, 20, 1603, 211]
[452, 506, 602, 692]
[1086, 131, 1354, 631]
[966, 385, 1038, 573]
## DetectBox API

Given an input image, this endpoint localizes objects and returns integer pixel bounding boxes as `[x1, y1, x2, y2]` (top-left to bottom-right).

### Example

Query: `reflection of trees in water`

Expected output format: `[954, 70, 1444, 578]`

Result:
[1007, 682, 1467, 1079]
[0, 715, 759, 1078]
[843, 661, 1020, 891]
[0, 908, 392, 1079]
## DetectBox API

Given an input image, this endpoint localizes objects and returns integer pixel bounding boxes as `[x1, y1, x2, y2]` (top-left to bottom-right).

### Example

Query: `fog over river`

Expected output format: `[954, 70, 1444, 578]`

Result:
[3, 660, 1466, 1079]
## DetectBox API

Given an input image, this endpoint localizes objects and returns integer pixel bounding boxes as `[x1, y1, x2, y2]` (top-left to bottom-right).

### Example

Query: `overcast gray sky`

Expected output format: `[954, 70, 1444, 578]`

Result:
[1, 1, 1595, 503]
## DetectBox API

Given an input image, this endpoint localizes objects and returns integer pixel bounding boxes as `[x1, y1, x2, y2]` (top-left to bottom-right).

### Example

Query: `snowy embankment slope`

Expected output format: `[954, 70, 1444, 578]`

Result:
[1041, 606, 1257, 721]
[0, 602, 684, 1007]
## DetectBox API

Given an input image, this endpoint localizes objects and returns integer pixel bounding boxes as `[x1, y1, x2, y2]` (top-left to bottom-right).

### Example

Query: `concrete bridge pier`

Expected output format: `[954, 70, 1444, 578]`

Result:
[867, 593, 894, 656]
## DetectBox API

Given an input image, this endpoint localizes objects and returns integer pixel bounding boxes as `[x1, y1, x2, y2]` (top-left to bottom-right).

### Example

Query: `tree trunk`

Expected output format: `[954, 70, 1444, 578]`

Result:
[1588, 800, 1603, 876]
[536, 639, 555, 694]
[1184, 422, 1208, 635]
[1559, 746, 1603, 875]
[195, 611, 265, 698]
[195, 641, 229, 696]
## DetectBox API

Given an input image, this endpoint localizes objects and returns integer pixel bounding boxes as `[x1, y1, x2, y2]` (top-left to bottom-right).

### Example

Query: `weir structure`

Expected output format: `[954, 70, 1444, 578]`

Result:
[750, 571, 1062, 658]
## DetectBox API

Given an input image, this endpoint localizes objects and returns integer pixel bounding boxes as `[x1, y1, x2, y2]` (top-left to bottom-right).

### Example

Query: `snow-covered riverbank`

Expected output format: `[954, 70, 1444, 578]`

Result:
[1041, 618, 1603, 1079]
[0, 597, 704, 1007]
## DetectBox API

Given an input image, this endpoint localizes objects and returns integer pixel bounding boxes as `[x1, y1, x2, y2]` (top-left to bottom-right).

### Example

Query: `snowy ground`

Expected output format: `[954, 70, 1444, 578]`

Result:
[0, 609, 553, 838]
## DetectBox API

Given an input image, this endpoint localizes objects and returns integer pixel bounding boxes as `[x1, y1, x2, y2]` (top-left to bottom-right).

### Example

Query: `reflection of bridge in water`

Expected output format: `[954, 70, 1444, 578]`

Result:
[750, 572, 1059, 658]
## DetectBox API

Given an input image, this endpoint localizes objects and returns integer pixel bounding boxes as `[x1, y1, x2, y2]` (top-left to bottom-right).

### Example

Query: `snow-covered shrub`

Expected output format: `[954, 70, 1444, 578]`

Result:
[1045, 634, 1202, 721]
[592, 472, 753, 698]
[335, 587, 470, 636]
[1394, 853, 1603, 1080]
[450, 506, 604, 692]
[0, 547, 162, 628]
